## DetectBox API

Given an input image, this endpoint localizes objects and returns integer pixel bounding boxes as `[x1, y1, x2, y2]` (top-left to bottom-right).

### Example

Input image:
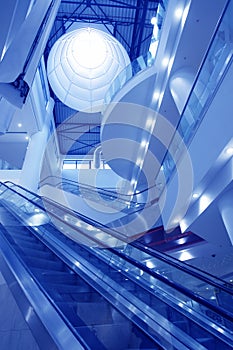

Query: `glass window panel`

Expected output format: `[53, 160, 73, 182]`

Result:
[63, 161, 76, 169]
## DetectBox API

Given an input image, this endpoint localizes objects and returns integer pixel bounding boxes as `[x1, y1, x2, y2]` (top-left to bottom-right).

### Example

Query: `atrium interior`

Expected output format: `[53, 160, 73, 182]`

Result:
[0, 0, 233, 349]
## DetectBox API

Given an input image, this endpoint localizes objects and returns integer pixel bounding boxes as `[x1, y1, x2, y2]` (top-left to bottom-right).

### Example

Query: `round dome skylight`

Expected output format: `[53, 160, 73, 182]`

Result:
[47, 27, 131, 112]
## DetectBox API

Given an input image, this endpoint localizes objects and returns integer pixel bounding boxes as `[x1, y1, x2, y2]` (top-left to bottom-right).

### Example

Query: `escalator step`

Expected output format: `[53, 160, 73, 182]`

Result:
[48, 284, 92, 296]
[31, 269, 77, 285]
[54, 302, 87, 327]
[75, 325, 108, 350]
[5, 227, 35, 237]
[76, 323, 139, 350]
[196, 337, 215, 347]
[12, 240, 43, 250]
[18, 247, 53, 259]
[172, 320, 189, 332]
[58, 301, 114, 326]
[24, 256, 65, 271]
[2, 230, 35, 242]
[59, 291, 106, 303]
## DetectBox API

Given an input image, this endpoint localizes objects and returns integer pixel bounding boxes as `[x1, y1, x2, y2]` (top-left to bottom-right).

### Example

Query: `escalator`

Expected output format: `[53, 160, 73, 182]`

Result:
[0, 182, 233, 349]
[0, 205, 161, 350]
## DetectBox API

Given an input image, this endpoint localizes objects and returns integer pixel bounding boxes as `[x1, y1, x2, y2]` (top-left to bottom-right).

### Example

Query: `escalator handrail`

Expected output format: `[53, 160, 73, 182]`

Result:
[130, 241, 233, 294]
[0, 181, 131, 243]
[108, 247, 233, 323]
[1, 181, 233, 300]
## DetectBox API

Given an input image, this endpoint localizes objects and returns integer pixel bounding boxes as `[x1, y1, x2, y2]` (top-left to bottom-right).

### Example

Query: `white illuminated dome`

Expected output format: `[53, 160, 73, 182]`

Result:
[47, 27, 131, 112]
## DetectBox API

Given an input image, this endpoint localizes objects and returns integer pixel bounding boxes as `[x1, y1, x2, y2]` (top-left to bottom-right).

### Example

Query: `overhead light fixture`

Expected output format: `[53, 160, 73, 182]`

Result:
[172, 217, 180, 225]
[177, 237, 187, 245]
[131, 178, 137, 186]
[179, 250, 193, 261]
[18, 123, 22, 128]
[174, 7, 183, 20]
[47, 27, 131, 112]
[151, 17, 157, 25]
[162, 56, 169, 67]
[136, 157, 143, 166]
[192, 193, 199, 199]
[199, 194, 211, 213]
[141, 139, 147, 148]
[226, 147, 233, 156]
[145, 118, 154, 130]
[153, 90, 160, 101]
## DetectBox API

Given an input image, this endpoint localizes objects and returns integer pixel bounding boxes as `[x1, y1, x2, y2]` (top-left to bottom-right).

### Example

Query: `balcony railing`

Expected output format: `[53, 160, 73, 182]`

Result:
[162, 0, 233, 183]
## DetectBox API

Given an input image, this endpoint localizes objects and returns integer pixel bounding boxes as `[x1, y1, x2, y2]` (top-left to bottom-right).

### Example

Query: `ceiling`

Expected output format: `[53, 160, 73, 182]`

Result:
[44, 0, 161, 156]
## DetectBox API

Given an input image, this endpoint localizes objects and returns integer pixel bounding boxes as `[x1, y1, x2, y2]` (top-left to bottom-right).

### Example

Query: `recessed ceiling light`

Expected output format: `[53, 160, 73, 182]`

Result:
[172, 218, 180, 225]
[131, 179, 136, 185]
[141, 139, 147, 147]
[174, 7, 183, 19]
[151, 17, 157, 25]
[25, 136, 29, 140]
[145, 117, 154, 129]
[153, 90, 160, 100]
[136, 158, 143, 166]
[162, 56, 169, 67]
[192, 193, 199, 198]
[18, 123, 22, 128]
[226, 147, 233, 156]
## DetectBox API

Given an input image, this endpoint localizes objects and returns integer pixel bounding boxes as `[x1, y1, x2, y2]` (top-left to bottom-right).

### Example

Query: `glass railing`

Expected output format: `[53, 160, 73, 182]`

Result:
[40, 176, 143, 208]
[104, 52, 155, 107]
[116, 242, 233, 317]
[39, 176, 159, 213]
[93, 245, 233, 336]
[101, 2, 168, 203]
[162, 0, 233, 183]
[103, 0, 169, 109]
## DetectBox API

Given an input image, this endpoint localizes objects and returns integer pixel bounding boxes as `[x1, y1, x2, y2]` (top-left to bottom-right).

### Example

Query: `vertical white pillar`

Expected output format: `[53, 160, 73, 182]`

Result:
[19, 124, 50, 193]
[218, 189, 233, 245]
